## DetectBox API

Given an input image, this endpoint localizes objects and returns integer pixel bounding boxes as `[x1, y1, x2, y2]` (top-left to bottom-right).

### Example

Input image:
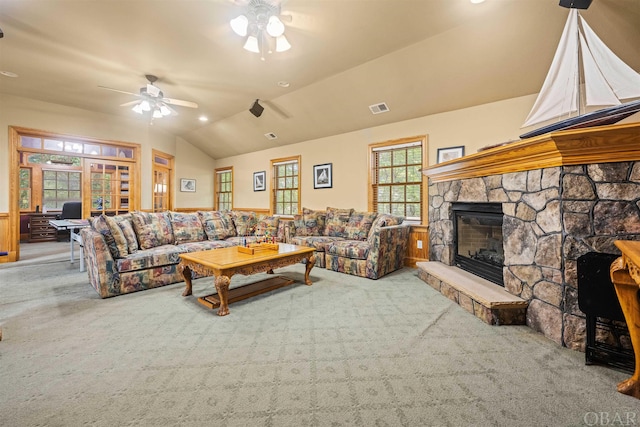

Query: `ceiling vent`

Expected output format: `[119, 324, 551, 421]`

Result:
[264, 132, 278, 140]
[369, 102, 390, 115]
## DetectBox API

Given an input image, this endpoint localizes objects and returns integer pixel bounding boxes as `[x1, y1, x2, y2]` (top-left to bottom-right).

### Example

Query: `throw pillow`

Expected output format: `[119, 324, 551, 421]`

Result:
[104, 215, 128, 258]
[293, 208, 326, 236]
[345, 211, 378, 241]
[198, 211, 236, 240]
[117, 218, 139, 254]
[232, 211, 258, 236]
[324, 207, 354, 238]
[170, 211, 206, 243]
[91, 215, 119, 259]
[131, 211, 174, 250]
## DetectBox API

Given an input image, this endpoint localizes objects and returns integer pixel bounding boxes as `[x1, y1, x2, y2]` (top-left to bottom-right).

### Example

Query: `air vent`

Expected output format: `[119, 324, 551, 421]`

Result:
[264, 132, 278, 140]
[369, 102, 390, 114]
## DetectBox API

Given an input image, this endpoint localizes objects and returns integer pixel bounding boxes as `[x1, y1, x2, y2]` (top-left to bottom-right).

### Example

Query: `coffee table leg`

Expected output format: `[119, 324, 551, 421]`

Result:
[215, 275, 231, 316]
[179, 264, 193, 297]
[304, 254, 316, 285]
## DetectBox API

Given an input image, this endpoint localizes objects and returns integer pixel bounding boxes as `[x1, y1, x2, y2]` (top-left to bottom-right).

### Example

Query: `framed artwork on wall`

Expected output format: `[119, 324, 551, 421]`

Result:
[437, 146, 465, 163]
[253, 171, 266, 191]
[313, 163, 332, 189]
[180, 178, 196, 192]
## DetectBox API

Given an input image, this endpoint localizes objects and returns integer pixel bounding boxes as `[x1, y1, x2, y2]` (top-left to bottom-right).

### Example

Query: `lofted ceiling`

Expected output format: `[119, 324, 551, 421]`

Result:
[0, 0, 639, 159]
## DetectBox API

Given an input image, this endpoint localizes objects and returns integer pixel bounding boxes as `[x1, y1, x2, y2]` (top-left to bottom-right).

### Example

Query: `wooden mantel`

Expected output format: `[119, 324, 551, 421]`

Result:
[422, 122, 640, 182]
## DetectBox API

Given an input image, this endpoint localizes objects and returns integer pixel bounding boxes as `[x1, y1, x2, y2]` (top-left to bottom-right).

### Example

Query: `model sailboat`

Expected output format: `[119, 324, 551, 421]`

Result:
[520, 9, 640, 139]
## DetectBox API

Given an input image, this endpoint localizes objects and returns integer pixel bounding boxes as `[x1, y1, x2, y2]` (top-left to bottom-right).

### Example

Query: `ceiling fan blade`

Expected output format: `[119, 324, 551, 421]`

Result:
[98, 85, 141, 97]
[120, 100, 140, 107]
[163, 97, 198, 108]
[165, 104, 179, 116]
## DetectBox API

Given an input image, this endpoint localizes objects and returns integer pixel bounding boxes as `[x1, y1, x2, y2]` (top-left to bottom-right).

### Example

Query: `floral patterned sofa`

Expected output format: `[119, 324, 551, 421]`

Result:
[290, 207, 410, 280]
[80, 210, 284, 298]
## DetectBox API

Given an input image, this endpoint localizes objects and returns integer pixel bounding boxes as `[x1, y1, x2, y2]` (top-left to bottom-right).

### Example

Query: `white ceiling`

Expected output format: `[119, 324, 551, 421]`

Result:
[1, 0, 639, 159]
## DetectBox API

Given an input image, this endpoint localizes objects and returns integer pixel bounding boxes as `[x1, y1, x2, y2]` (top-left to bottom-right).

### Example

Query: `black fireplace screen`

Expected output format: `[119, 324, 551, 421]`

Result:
[453, 203, 504, 286]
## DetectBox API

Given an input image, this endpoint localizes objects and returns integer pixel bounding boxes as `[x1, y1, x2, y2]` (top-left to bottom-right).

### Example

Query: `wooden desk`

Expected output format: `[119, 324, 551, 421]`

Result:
[610, 240, 640, 399]
[178, 243, 316, 316]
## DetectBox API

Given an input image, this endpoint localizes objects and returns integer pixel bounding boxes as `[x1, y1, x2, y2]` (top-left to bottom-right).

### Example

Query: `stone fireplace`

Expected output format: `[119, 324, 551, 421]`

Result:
[422, 122, 640, 351]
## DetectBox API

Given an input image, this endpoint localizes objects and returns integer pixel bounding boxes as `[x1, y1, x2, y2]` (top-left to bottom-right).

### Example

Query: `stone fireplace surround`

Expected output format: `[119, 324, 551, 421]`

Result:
[422, 122, 640, 351]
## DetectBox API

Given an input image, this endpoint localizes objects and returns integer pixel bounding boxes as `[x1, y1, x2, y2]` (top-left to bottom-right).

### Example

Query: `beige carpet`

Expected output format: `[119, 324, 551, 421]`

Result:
[0, 241, 637, 426]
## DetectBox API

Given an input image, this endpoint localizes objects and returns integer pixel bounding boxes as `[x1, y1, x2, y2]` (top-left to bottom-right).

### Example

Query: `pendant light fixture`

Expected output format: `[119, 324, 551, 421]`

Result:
[230, 0, 291, 60]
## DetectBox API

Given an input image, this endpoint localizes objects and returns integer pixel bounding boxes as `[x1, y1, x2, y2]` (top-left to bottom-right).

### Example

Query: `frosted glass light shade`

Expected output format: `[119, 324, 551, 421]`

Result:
[159, 104, 171, 116]
[152, 108, 163, 119]
[243, 36, 260, 53]
[132, 103, 144, 114]
[266, 16, 285, 37]
[230, 15, 248, 36]
[140, 100, 151, 111]
[275, 34, 291, 52]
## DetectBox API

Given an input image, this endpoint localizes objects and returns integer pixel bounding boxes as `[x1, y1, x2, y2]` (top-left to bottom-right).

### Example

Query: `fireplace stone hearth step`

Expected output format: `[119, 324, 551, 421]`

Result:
[416, 261, 528, 326]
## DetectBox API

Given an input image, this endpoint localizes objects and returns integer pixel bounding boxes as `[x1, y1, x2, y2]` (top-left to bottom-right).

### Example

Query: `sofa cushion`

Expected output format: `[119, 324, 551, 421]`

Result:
[293, 208, 326, 236]
[117, 218, 139, 254]
[116, 244, 186, 273]
[91, 215, 120, 259]
[291, 236, 344, 251]
[232, 211, 258, 236]
[326, 240, 371, 260]
[345, 211, 378, 241]
[324, 207, 354, 238]
[225, 235, 259, 246]
[131, 211, 175, 250]
[255, 215, 279, 238]
[104, 214, 129, 258]
[198, 211, 236, 240]
[170, 211, 206, 243]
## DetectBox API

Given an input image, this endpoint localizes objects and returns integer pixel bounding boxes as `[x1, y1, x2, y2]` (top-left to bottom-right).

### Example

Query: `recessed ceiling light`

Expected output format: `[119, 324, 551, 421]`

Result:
[470, 0, 485, 3]
[277, 81, 290, 88]
[0, 71, 18, 78]
[198, 115, 208, 122]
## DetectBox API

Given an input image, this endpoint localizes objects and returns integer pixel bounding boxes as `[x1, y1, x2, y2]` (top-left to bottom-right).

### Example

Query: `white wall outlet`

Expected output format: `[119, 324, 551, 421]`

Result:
[417, 240, 423, 249]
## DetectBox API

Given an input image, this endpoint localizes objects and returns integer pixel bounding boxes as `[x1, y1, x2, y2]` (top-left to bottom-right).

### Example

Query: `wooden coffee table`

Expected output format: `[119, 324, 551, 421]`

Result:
[178, 243, 316, 316]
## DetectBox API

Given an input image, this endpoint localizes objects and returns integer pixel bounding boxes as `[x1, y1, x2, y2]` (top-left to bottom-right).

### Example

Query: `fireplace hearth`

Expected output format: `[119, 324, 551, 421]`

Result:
[453, 203, 504, 286]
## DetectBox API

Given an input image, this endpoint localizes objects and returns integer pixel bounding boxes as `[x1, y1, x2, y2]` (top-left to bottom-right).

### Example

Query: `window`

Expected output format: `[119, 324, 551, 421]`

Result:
[152, 150, 173, 212]
[215, 167, 233, 211]
[369, 136, 426, 222]
[42, 170, 81, 210]
[19, 168, 32, 211]
[271, 156, 301, 215]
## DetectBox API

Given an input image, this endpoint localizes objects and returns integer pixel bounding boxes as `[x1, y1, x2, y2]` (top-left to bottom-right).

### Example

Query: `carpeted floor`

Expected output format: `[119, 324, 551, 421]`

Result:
[0, 241, 637, 426]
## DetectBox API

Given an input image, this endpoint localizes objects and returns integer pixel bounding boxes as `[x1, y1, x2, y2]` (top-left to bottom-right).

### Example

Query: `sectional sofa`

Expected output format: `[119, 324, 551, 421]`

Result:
[80, 208, 409, 298]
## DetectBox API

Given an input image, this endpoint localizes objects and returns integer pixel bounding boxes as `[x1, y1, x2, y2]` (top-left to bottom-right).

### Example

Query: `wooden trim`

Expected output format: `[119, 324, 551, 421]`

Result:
[422, 122, 640, 183]
[214, 166, 233, 211]
[270, 155, 301, 215]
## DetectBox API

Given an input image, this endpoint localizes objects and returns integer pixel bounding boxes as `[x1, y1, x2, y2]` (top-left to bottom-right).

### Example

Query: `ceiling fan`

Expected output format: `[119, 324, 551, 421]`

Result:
[99, 75, 198, 118]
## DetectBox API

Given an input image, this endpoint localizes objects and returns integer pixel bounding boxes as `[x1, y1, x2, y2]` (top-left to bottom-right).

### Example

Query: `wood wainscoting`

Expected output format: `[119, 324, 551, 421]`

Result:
[0, 212, 14, 263]
[406, 224, 429, 268]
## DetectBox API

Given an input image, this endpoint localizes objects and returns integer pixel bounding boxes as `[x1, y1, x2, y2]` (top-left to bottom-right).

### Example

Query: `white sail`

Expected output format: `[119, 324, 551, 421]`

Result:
[523, 9, 640, 128]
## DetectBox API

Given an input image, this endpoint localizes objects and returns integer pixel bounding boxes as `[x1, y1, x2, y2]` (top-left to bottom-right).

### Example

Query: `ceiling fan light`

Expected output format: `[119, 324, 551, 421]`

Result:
[230, 15, 249, 36]
[152, 108, 163, 119]
[160, 104, 171, 116]
[275, 34, 291, 52]
[140, 100, 151, 111]
[132, 103, 144, 114]
[243, 35, 260, 53]
[266, 15, 285, 37]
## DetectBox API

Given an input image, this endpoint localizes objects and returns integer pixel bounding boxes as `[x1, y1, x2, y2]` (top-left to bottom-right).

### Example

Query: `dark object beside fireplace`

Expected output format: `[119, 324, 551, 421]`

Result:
[577, 252, 634, 373]
[453, 203, 504, 286]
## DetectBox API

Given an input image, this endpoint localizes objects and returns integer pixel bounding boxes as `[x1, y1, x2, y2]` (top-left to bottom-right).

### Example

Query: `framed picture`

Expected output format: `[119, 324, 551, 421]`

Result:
[313, 163, 332, 189]
[253, 171, 266, 191]
[437, 146, 465, 163]
[180, 178, 196, 192]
